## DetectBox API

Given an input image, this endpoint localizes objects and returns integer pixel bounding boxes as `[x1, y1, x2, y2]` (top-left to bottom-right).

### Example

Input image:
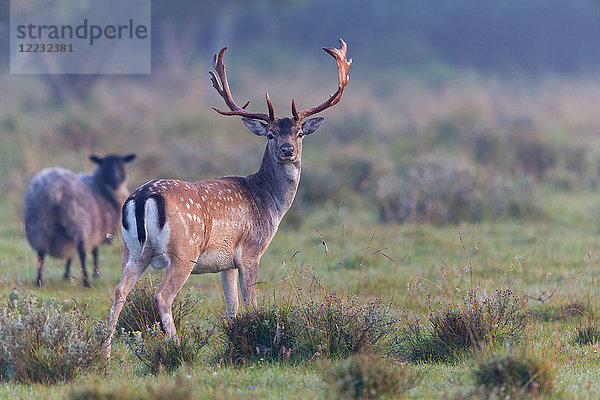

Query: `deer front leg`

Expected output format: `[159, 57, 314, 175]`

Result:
[238, 257, 259, 311]
[221, 269, 239, 317]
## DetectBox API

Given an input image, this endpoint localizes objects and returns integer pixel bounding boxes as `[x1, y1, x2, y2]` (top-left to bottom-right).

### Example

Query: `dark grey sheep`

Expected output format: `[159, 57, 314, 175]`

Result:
[24, 154, 136, 287]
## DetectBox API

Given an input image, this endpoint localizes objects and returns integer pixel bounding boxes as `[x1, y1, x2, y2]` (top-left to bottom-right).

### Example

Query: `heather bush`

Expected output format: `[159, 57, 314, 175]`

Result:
[219, 295, 397, 365]
[0, 291, 108, 383]
[297, 295, 396, 360]
[389, 288, 530, 362]
[116, 277, 202, 335]
[322, 353, 419, 399]
[475, 352, 555, 397]
[112, 279, 210, 375]
[122, 322, 213, 374]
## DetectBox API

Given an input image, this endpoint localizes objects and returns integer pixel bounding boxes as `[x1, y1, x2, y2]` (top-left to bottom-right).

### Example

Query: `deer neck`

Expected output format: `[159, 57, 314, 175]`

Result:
[248, 146, 301, 221]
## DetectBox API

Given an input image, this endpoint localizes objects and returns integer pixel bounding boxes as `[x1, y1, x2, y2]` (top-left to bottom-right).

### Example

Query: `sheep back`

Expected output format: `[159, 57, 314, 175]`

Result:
[24, 167, 119, 259]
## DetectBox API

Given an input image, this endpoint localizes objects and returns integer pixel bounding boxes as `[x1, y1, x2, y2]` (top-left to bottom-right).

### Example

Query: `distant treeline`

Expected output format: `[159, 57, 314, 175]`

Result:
[148, 0, 600, 75]
[2, 0, 600, 75]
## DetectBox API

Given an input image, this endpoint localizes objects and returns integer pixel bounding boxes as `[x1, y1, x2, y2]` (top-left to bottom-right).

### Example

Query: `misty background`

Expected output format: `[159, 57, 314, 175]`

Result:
[1, 0, 600, 227]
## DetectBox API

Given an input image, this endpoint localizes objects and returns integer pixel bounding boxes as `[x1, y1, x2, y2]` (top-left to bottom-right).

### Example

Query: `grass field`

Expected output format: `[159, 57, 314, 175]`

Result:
[3, 72, 600, 398]
[2, 189, 600, 398]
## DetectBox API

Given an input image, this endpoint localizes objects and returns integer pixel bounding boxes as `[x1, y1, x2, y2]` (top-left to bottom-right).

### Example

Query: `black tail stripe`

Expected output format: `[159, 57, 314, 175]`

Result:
[122, 199, 131, 230]
[135, 198, 147, 244]
[150, 193, 166, 229]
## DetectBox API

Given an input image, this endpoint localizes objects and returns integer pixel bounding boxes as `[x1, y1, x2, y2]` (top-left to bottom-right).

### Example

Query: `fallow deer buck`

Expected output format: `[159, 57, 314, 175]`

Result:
[104, 39, 351, 356]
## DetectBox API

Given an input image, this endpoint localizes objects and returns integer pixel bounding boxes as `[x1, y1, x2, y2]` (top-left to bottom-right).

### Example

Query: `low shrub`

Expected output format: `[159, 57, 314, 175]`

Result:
[122, 322, 213, 374]
[475, 352, 555, 397]
[322, 353, 419, 399]
[298, 295, 395, 360]
[219, 302, 294, 365]
[71, 375, 195, 400]
[219, 295, 397, 365]
[376, 156, 538, 224]
[389, 288, 530, 362]
[0, 291, 108, 383]
[116, 278, 202, 335]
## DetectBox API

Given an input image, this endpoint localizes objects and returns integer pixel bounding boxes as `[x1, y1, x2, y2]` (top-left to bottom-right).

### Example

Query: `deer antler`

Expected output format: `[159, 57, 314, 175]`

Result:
[292, 38, 352, 121]
[210, 47, 275, 122]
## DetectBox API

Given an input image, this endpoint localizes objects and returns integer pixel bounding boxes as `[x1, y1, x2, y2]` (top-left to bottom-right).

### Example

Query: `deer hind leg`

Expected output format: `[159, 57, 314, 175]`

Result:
[104, 244, 150, 357]
[154, 257, 195, 337]
[221, 269, 239, 317]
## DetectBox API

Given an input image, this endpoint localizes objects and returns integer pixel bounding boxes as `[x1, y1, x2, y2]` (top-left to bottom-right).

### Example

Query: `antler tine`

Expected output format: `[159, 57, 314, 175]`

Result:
[294, 38, 352, 121]
[209, 47, 274, 122]
[291, 98, 299, 120]
[266, 92, 275, 120]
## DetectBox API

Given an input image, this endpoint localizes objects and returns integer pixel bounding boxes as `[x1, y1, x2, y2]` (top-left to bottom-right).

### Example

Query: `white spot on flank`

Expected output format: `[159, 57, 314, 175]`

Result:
[178, 213, 190, 237]
[186, 203, 190, 209]
[187, 213, 193, 221]
[180, 197, 184, 201]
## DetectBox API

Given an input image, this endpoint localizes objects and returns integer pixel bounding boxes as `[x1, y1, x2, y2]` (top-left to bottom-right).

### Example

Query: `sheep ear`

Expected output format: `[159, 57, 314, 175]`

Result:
[89, 155, 103, 164]
[123, 154, 136, 163]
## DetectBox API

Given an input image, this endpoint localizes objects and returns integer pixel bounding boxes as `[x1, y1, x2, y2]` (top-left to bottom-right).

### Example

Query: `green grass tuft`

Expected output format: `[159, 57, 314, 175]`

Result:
[474, 352, 555, 397]
[322, 353, 419, 399]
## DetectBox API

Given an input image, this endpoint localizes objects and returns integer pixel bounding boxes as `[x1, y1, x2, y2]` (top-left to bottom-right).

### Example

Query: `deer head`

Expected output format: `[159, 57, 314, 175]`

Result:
[209, 38, 352, 166]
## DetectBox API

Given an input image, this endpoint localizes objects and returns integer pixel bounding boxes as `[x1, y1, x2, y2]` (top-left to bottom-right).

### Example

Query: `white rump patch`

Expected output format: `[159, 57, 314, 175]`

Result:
[144, 199, 171, 270]
[122, 200, 141, 255]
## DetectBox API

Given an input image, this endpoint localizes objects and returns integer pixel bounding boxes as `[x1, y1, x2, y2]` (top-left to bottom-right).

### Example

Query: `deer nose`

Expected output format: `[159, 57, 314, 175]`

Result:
[280, 143, 294, 157]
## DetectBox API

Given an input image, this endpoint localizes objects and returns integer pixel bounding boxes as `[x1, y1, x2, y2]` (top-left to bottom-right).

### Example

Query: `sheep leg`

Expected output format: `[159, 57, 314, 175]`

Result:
[77, 241, 90, 287]
[92, 247, 100, 277]
[63, 258, 72, 279]
[36, 251, 45, 287]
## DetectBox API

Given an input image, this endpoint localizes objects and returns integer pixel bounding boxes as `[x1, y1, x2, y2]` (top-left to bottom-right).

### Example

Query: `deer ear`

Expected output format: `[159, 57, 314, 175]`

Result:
[89, 155, 103, 164]
[123, 154, 136, 163]
[301, 117, 324, 136]
[242, 118, 268, 137]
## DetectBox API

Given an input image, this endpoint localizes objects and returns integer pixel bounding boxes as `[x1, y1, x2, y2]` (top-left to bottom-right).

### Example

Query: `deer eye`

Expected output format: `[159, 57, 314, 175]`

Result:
[298, 132, 304, 138]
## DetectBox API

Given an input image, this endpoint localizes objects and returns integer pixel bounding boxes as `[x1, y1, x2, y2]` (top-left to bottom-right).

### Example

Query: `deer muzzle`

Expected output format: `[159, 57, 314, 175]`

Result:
[279, 143, 295, 158]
